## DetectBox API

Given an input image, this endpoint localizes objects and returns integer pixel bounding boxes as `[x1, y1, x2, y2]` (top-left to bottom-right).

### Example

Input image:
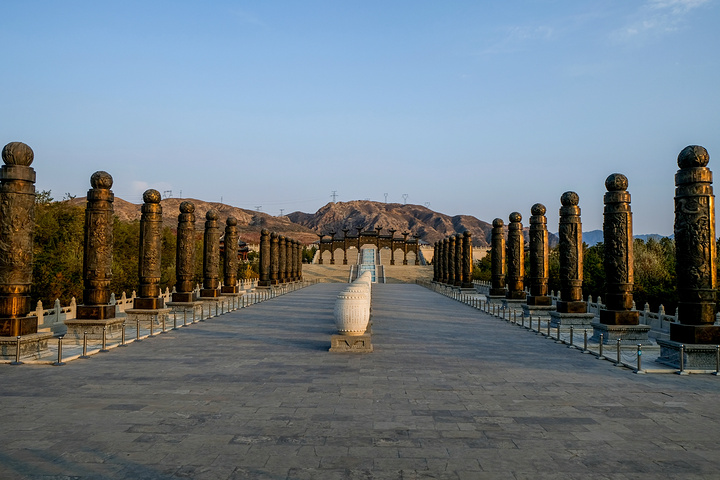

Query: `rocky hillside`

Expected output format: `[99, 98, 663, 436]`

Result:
[71, 198, 556, 247]
[288, 201, 495, 246]
[70, 197, 319, 245]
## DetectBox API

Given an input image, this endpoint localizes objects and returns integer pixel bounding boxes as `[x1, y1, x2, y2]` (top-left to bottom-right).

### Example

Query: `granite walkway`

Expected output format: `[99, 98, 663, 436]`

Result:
[2, 283, 720, 479]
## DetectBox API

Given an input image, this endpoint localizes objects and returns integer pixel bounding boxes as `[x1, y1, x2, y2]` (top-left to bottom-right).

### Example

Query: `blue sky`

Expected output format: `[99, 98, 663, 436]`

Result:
[2, 0, 718, 235]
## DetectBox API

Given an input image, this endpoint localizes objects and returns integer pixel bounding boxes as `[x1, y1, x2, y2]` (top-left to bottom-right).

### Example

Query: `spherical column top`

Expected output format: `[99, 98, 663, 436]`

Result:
[143, 189, 161, 204]
[605, 173, 628, 192]
[492, 218, 504, 228]
[2, 142, 34, 166]
[531, 203, 546, 216]
[561, 191, 579, 206]
[678, 145, 709, 168]
[509, 212, 522, 223]
[261, 228, 270, 236]
[226, 216, 237, 226]
[179, 201, 195, 213]
[90, 171, 113, 189]
[206, 209, 219, 221]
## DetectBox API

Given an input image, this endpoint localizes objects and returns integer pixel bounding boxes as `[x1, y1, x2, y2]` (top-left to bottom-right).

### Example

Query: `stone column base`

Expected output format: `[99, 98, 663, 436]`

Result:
[521, 304, 556, 320]
[200, 289, 219, 298]
[657, 339, 720, 370]
[64, 317, 126, 342]
[591, 322, 651, 345]
[167, 302, 204, 325]
[487, 295, 506, 304]
[502, 298, 526, 309]
[549, 311, 596, 329]
[0, 316, 39, 337]
[459, 288, 478, 294]
[221, 285, 240, 294]
[330, 334, 373, 353]
[172, 292, 196, 303]
[0, 332, 54, 360]
[125, 308, 172, 330]
[670, 323, 720, 344]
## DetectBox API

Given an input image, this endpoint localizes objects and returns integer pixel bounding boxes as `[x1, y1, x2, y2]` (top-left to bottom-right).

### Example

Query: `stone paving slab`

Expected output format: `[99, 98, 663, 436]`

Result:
[2, 283, 720, 479]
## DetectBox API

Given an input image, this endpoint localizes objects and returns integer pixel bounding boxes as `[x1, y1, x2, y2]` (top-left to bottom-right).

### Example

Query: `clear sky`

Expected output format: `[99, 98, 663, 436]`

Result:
[2, 0, 718, 235]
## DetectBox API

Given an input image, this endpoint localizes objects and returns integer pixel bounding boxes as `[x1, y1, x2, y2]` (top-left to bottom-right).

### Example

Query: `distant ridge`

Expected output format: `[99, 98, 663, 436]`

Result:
[579, 229, 668, 247]
[288, 200, 495, 246]
[70, 197, 564, 247]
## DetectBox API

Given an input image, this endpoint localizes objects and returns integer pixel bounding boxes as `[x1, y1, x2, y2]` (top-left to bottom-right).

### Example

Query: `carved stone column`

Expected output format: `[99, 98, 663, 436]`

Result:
[453, 234, 462, 287]
[316, 234, 324, 265]
[461, 232, 473, 289]
[270, 232, 279, 285]
[441, 238, 449, 284]
[600, 174, 638, 325]
[77, 171, 116, 320]
[297, 241, 303, 281]
[259, 229, 271, 286]
[342, 229, 349, 265]
[447, 235, 456, 286]
[134, 189, 164, 309]
[389, 229, 397, 265]
[506, 212, 526, 300]
[402, 232, 409, 265]
[0, 142, 37, 336]
[329, 231, 336, 265]
[414, 235, 420, 265]
[200, 210, 220, 298]
[290, 239, 297, 281]
[489, 218, 506, 297]
[557, 192, 586, 313]
[433, 242, 439, 282]
[671, 145, 719, 343]
[288, 238, 295, 282]
[172, 201, 196, 302]
[221, 217, 239, 294]
[527, 204, 551, 305]
[279, 235, 287, 283]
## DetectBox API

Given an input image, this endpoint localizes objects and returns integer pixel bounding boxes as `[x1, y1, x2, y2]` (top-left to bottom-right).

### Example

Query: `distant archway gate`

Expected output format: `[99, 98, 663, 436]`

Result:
[316, 227, 420, 265]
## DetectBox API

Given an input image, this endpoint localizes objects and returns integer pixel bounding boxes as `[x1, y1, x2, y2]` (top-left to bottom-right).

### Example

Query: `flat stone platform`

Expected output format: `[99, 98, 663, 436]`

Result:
[2, 284, 720, 479]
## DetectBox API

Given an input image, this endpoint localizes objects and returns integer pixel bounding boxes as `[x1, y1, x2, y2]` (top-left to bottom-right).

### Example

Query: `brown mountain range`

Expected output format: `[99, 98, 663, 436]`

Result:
[71, 198, 546, 247]
[287, 201, 495, 246]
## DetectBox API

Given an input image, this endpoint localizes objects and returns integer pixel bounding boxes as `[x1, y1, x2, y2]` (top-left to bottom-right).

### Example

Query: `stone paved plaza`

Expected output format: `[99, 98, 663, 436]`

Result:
[2, 283, 720, 479]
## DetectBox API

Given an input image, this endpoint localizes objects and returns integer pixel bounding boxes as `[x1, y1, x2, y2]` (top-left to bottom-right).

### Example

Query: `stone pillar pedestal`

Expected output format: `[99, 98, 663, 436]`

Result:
[167, 301, 204, 325]
[0, 332, 54, 360]
[221, 285, 240, 294]
[657, 340, 720, 370]
[125, 308, 172, 331]
[501, 298, 526, 310]
[64, 317, 126, 342]
[590, 322, 651, 345]
[486, 295, 506, 305]
[200, 288, 219, 298]
[521, 304, 556, 321]
[526, 295, 552, 306]
[549, 311, 596, 329]
[330, 334, 373, 353]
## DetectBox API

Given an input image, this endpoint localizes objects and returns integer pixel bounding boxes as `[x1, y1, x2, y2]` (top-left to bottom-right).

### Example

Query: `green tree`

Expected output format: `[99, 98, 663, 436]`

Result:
[582, 242, 605, 299]
[32, 192, 84, 305]
[472, 251, 491, 281]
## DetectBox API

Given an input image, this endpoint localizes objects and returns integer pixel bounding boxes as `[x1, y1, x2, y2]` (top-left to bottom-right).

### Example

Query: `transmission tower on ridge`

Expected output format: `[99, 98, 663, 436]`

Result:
[402, 194, 408, 205]
[331, 191, 338, 202]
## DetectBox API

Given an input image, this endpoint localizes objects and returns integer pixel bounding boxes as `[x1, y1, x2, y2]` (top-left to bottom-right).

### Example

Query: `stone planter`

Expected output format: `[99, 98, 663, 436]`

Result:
[334, 289, 370, 335]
